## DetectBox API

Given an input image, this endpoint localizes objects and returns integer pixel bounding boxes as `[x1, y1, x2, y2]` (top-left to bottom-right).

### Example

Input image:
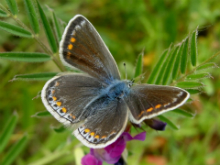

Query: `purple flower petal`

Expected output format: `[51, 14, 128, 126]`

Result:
[133, 132, 146, 141]
[145, 119, 167, 131]
[90, 132, 146, 164]
[81, 153, 102, 165]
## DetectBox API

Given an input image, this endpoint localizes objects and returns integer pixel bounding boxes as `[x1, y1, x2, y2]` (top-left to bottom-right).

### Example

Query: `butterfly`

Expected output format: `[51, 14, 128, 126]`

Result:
[41, 15, 190, 148]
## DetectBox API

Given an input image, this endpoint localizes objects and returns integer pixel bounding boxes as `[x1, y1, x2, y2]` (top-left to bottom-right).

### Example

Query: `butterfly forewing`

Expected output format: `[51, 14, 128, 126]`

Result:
[125, 85, 190, 124]
[60, 15, 120, 84]
[41, 74, 104, 125]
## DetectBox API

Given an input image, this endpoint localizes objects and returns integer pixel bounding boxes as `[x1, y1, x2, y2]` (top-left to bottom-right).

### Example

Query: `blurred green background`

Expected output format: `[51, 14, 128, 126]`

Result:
[0, 0, 220, 165]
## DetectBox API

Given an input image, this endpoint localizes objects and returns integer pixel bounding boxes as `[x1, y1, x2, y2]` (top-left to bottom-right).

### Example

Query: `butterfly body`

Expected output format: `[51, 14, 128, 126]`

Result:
[41, 15, 190, 148]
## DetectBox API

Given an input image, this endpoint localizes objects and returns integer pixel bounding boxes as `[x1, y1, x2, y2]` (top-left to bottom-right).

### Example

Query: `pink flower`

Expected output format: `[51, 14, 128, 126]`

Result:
[82, 119, 166, 165]
[82, 132, 146, 165]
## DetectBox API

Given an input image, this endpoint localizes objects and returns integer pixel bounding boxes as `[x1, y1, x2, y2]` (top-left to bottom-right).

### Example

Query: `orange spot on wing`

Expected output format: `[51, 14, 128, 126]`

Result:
[155, 104, 162, 109]
[51, 90, 55, 94]
[84, 129, 90, 133]
[70, 37, 76, 42]
[55, 81, 59, 86]
[67, 52, 71, 56]
[56, 102, 62, 106]
[90, 132, 95, 136]
[95, 135, 100, 139]
[62, 107, 67, 113]
[138, 111, 145, 118]
[101, 135, 107, 139]
[111, 131, 116, 135]
[146, 107, 153, 112]
[68, 44, 73, 50]
[52, 96, 57, 101]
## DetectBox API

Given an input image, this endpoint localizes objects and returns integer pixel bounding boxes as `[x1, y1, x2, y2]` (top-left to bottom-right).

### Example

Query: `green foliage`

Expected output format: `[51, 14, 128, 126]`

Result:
[11, 72, 58, 81]
[0, 20, 32, 38]
[0, 9, 8, 17]
[134, 51, 143, 78]
[0, 113, 17, 153]
[5, 0, 18, 15]
[37, 0, 58, 53]
[0, 114, 28, 165]
[0, 52, 51, 62]
[0, 1, 219, 165]
[23, 0, 40, 34]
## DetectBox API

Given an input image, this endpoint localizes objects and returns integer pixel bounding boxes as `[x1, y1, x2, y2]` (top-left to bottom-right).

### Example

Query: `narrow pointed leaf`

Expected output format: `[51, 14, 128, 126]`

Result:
[157, 115, 179, 130]
[180, 38, 189, 74]
[171, 108, 195, 118]
[190, 29, 198, 66]
[186, 89, 201, 95]
[1, 134, 28, 165]
[0, 113, 18, 153]
[52, 125, 66, 133]
[155, 45, 173, 85]
[52, 11, 62, 41]
[186, 72, 211, 80]
[134, 52, 143, 78]
[37, 1, 58, 53]
[23, 0, 39, 34]
[12, 72, 58, 81]
[5, 0, 18, 15]
[196, 62, 219, 71]
[163, 46, 179, 85]
[0, 52, 51, 62]
[176, 81, 203, 89]
[0, 9, 8, 17]
[147, 49, 168, 84]
[31, 111, 51, 118]
[0, 21, 32, 38]
[172, 44, 183, 79]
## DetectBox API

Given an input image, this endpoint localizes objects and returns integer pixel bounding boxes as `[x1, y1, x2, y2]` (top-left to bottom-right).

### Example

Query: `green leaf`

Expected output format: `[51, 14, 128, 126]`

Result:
[196, 62, 219, 71]
[172, 44, 183, 79]
[134, 51, 143, 78]
[52, 11, 62, 41]
[0, 52, 51, 62]
[147, 49, 168, 84]
[23, 0, 40, 34]
[155, 45, 173, 85]
[1, 134, 28, 165]
[190, 28, 198, 66]
[163, 46, 179, 85]
[186, 72, 211, 80]
[52, 125, 66, 133]
[11, 72, 58, 81]
[180, 37, 189, 74]
[157, 115, 179, 130]
[0, 9, 8, 17]
[186, 89, 201, 95]
[0, 21, 32, 38]
[5, 0, 18, 15]
[0, 113, 18, 153]
[31, 111, 51, 118]
[176, 81, 203, 89]
[37, 1, 58, 53]
[171, 108, 195, 118]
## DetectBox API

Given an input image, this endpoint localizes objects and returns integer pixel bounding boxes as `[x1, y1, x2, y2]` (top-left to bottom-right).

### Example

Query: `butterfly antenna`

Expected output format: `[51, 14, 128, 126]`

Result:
[123, 62, 127, 79]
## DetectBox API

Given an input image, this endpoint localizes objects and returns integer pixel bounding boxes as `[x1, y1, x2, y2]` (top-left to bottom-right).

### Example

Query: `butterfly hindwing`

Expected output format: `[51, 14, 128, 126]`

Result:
[41, 73, 104, 125]
[74, 100, 128, 148]
[125, 85, 190, 124]
[59, 15, 120, 84]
